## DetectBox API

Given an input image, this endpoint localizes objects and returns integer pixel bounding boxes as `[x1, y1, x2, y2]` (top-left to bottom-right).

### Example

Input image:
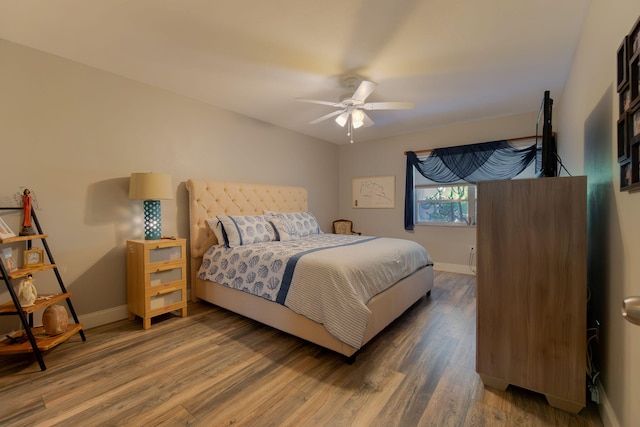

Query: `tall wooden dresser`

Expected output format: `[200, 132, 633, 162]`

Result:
[476, 176, 586, 413]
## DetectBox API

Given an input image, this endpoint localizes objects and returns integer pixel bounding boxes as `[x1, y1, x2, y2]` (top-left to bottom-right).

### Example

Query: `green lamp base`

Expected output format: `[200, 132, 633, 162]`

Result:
[143, 200, 162, 240]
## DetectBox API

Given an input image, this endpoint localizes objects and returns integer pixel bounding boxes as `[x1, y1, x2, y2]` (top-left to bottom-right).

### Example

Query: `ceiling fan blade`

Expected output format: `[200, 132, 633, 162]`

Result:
[309, 109, 344, 124]
[351, 80, 378, 104]
[297, 98, 342, 108]
[363, 101, 415, 110]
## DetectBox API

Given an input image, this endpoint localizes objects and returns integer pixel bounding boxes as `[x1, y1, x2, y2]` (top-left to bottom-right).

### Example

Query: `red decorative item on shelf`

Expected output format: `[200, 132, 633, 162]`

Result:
[19, 189, 35, 236]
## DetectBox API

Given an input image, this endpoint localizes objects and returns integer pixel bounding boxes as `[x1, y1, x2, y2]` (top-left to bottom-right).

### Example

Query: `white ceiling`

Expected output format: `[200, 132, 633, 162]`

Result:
[0, 0, 591, 145]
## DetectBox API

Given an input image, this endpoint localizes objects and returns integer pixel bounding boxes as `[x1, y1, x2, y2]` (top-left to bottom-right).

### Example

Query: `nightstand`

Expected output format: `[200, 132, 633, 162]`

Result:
[126, 238, 187, 329]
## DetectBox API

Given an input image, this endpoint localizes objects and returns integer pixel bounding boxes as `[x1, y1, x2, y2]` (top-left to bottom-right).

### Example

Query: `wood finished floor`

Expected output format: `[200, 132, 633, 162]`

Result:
[0, 272, 603, 426]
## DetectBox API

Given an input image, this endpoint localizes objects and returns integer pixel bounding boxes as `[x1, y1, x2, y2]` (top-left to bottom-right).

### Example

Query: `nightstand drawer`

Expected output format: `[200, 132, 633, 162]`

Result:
[149, 288, 184, 311]
[149, 266, 184, 287]
[148, 245, 183, 264]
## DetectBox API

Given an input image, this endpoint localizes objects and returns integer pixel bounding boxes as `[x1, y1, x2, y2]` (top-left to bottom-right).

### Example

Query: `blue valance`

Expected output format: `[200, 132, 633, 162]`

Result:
[404, 140, 536, 230]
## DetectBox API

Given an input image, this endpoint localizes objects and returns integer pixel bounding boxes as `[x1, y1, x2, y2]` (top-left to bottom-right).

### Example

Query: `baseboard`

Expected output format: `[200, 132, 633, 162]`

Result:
[433, 262, 476, 275]
[597, 380, 620, 427]
[77, 304, 129, 330]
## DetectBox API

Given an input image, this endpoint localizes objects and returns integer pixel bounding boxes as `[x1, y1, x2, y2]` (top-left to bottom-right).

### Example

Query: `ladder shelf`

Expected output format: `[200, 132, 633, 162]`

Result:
[0, 206, 85, 370]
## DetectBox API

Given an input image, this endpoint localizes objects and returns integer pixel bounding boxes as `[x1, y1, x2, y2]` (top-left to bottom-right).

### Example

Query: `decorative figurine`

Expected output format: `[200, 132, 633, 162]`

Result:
[17, 274, 38, 307]
[42, 305, 68, 336]
[19, 189, 35, 236]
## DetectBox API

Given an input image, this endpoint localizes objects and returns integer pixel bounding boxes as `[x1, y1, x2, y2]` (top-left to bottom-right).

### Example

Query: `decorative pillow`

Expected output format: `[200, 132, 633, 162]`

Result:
[265, 211, 322, 237]
[216, 215, 277, 247]
[269, 216, 301, 241]
[205, 217, 226, 245]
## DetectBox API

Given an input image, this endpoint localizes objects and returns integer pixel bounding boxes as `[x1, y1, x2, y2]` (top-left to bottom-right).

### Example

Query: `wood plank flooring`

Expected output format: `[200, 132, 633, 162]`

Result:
[0, 272, 603, 426]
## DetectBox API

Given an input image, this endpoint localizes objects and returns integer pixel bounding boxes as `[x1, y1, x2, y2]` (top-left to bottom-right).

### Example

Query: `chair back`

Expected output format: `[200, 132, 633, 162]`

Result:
[333, 219, 354, 235]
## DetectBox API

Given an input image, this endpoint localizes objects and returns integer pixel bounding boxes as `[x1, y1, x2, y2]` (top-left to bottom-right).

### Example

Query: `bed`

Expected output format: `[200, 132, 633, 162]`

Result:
[186, 180, 434, 360]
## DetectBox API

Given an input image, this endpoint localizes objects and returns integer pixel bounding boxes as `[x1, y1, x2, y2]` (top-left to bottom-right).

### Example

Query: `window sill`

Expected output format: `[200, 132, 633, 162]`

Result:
[415, 222, 476, 228]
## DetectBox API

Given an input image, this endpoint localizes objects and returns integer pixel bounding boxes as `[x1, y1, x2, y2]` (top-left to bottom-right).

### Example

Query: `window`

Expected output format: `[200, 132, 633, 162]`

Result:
[415, 184, 476, 226]
[411, 150, 537, 227]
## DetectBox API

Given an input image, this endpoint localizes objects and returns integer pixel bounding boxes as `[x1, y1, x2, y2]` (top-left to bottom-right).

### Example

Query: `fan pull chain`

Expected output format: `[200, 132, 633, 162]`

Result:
[348, 116, 354, 143]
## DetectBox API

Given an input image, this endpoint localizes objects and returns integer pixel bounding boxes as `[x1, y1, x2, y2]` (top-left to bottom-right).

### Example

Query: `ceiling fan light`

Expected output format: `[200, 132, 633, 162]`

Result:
[352, 109, 364, 128]
[335, 112, 349, 127]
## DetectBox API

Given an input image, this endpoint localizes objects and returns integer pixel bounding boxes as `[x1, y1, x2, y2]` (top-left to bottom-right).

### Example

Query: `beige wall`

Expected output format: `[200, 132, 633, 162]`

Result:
[559, 1, 640, 426]
[337, 112, 538, 273]
[0, 39, 338, 328]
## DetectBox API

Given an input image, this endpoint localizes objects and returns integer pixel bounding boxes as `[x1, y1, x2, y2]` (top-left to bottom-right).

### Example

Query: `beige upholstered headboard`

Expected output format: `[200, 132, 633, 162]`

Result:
[186, 180, 308, 293]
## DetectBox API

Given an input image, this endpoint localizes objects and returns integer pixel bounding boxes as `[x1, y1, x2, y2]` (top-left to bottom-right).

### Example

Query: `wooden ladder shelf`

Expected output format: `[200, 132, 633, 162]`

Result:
[0, 207, 86, 371]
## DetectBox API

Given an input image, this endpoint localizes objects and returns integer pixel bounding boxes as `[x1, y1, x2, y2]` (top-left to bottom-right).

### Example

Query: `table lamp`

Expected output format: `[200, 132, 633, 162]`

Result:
[129, 172, 173, 240]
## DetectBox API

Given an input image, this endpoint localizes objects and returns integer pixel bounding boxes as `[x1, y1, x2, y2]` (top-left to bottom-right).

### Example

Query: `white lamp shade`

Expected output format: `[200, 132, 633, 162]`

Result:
[129, 173, 173, 200]
[335, 112, 349, 127]
[351, 109, 364, 128]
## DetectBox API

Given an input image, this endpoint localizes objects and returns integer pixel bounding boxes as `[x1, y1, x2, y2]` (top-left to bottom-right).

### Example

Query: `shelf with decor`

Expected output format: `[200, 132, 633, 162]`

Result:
[0, 205, 85, 371]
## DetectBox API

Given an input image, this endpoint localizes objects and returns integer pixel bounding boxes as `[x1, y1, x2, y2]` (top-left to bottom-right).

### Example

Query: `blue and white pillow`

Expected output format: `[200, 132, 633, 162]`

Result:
[216, 215, 277, 247]
[265, 211, 322, 237]
[205, 217, 226, 245]
[269, 216, 301, 241]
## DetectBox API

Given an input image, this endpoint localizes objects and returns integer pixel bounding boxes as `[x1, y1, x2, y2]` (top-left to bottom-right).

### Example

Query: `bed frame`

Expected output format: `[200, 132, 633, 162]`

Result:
[186, 180, 433, 359]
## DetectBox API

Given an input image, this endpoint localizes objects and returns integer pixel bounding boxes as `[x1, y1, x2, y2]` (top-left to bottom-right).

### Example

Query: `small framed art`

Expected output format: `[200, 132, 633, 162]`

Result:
[1, 247, 18, 273]
[0, 217, 16, 240]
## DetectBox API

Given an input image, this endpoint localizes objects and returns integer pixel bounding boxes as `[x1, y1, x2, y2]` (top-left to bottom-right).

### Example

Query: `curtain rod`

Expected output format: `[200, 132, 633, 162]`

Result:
[403, 134, 538, 155]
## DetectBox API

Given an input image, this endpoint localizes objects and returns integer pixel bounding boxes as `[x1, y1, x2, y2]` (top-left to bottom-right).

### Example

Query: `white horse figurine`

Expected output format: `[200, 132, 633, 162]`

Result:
[18, 275, 38, 307]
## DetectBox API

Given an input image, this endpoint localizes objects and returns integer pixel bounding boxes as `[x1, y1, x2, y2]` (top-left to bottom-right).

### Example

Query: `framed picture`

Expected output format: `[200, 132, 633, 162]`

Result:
[632, 17, 640, 55]
[0, 217, 16, 240]
[618, 37, 629, 91]
[1, 247, 18, 273]
[621, 87, 631, 114]
[352, 175, 395, 208]
[618, 113, 630, 161]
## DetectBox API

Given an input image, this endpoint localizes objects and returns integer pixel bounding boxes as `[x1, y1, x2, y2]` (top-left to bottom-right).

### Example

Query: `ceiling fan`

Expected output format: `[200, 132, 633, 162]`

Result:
[297, 77, 415, 143]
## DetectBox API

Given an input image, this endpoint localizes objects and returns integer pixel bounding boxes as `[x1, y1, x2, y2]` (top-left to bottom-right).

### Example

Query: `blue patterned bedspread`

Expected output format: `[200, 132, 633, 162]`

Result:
[198, 234, 375, 302]
[198, 234, 431, 348]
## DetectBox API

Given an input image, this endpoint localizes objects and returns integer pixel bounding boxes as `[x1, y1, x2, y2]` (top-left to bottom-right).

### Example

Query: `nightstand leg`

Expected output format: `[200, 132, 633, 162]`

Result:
[180, 307, 187, 317]
[143, 317, 151, 329]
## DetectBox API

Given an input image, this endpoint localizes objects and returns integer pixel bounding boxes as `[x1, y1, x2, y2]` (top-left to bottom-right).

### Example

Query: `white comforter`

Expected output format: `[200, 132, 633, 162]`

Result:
[198, 234, 432, 349]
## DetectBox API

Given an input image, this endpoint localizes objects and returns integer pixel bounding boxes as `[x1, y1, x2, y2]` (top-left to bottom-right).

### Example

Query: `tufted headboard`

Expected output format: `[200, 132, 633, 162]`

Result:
[186, 180, 308, 294]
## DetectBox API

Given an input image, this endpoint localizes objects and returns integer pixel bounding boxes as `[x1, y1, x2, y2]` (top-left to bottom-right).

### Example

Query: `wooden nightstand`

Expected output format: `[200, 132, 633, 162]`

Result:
[126, 238, 187, 329]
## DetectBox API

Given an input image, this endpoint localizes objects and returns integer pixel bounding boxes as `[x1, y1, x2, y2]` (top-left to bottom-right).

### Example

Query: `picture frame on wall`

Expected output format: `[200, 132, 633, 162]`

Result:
[1, 247, 18, 273]
[352, 175, 395, 208]
[621, 88, 631, 114]
[0, 217, 16, 240]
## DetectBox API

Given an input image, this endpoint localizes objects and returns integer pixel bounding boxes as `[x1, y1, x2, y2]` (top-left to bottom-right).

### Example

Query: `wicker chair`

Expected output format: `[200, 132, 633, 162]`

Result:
[332, 219, 361, 235]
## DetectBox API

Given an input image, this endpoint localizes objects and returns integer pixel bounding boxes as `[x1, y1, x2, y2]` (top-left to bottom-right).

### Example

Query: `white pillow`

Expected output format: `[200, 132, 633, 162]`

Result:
[216, 214, 277, 247]
[205, 217, 226, 245]
[266, 211, 322, 237]
[269, 216, 301, 241]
